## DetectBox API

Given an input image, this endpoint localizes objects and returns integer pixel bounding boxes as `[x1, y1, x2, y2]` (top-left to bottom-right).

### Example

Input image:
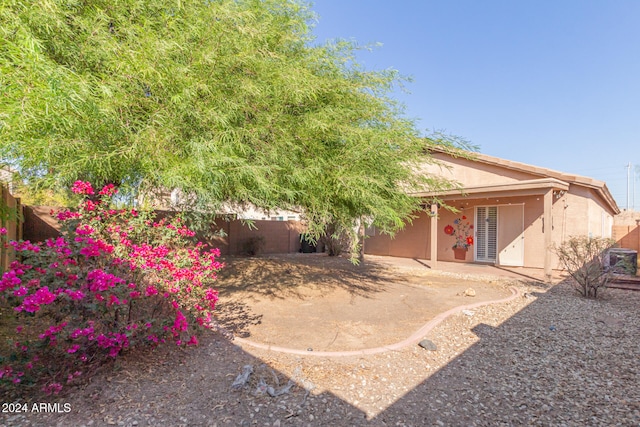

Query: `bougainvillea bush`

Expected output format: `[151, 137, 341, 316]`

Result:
[0, 182, 222, 396]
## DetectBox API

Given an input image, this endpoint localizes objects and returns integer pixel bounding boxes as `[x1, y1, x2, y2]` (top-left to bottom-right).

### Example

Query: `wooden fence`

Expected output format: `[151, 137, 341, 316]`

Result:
[0, 186, 22, 271]
[613, 224, 640, 254]
[21, 206, 307, 256]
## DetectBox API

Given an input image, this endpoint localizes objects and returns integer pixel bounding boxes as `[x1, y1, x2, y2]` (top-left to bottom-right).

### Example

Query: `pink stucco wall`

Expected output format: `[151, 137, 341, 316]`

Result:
[366, 152, 618, 270]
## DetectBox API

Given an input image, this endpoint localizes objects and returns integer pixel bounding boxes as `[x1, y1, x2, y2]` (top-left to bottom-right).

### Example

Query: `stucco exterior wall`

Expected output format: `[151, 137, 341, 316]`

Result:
[561, 186, 614, 239]
[441, 196, 548, 268]
[365, 211, 431, 259]
[522, 196, 546, 268]
[365, 190, 615, 270]
[614, 210, 640, 226]
[366, 196, 550, 268]
[367, 151, 619, 272]
[422, 153, 539, 188]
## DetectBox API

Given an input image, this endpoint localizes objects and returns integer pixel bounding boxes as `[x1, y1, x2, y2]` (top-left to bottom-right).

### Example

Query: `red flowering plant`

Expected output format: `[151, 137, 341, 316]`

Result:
[0, 181, 223, 397]
[444, 215, 474, 249]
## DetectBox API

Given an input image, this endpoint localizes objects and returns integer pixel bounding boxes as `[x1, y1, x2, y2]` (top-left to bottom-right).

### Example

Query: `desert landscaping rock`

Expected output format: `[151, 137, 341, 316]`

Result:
[2, 254, 639, 426]
[231, 365, 254, 390]
[462, 287, 476, 297]
[418, 339, 437, 351]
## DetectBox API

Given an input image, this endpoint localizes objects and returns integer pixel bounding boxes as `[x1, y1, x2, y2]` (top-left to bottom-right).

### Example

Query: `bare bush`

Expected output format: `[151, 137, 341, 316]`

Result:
[319, 222, 352, 257]
[554, 236, 617, 298]
[242, 236, 265, 256]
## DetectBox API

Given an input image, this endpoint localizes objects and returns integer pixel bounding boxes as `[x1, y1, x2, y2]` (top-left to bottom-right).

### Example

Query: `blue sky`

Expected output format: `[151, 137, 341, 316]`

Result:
[310, 0, 640, 210]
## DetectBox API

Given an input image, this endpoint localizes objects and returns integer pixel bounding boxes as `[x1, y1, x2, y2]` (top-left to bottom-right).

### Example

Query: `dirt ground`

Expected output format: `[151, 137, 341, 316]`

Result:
[4, 253, 638, 426]
[214, 254, 511, 352]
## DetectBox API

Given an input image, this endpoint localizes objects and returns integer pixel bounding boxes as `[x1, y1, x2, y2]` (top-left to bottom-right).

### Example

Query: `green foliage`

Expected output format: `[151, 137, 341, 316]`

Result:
[0, 182, 222, 396]
[554, 236, 617, 299]
[0, 0, 463, 237]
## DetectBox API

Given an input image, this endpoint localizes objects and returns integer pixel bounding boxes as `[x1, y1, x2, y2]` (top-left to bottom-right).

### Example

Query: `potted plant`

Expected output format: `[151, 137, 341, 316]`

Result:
[444, 216, 474, 260]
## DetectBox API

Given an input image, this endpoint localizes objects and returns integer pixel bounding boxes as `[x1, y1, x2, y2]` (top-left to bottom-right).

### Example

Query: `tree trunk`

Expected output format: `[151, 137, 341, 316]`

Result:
[357, 217, 365, 265]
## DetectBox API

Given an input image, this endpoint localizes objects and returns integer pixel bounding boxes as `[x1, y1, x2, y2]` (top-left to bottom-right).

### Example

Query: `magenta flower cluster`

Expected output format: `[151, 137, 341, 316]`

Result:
[0, 181, 223, 395]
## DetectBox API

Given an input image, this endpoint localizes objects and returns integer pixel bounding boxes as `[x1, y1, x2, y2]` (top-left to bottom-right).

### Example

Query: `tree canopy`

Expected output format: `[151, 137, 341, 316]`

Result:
[0, 0, 459, 236]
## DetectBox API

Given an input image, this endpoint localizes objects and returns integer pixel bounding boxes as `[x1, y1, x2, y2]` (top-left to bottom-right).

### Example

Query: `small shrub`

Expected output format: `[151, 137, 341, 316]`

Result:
[0, 181, 223, 397]
[554, 236, 616, 298]
[242, 236, 265, 256]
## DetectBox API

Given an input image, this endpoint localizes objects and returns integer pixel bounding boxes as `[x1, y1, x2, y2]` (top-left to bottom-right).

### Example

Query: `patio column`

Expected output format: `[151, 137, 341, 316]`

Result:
[543, 189, 553, 279]
[430, 203, 438, 269]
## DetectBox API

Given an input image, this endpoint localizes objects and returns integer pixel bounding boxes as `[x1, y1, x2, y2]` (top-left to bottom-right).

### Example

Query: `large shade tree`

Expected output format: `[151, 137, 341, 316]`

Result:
[0, 0, 459, 237]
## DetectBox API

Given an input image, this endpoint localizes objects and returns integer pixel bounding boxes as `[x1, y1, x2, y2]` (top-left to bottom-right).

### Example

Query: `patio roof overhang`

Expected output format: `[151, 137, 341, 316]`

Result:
[416, 177, 568, 277]
[410, 178, 570, 200]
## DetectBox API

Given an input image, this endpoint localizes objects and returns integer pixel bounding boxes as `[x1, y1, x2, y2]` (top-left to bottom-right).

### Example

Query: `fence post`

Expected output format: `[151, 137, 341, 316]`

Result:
[1, 185, 5, 271]
[0, 186, 23, 271]
[16, 197, 22, 241]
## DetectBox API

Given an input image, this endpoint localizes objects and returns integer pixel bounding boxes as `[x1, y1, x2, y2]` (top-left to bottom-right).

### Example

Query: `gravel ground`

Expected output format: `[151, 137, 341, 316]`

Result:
[1, 273, 639, 426]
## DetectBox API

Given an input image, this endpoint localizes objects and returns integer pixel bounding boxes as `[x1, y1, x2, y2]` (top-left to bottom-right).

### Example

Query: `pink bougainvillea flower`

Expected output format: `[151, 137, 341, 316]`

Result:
[13, 286, 27, 297]
[55, 210, 81, 221]
[99, 184, 118, 196]
[172, 310, 189, 334]
[0, 179, 224, 394]
[145, 285, 158, 296]
[64, 289, 85, 300]
[17, 287, 57, 313]
[43, 382, 63, 395]
[71, 181, 94, 195]
[76, 225, 95, 235]
[204, 289, 218, 310]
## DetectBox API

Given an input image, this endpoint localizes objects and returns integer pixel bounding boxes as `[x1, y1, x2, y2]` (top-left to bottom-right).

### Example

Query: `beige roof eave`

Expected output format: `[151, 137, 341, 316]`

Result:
[428, 146, 621, 214]
[411, 178, 570, 199]
[595, 183, 621, 215]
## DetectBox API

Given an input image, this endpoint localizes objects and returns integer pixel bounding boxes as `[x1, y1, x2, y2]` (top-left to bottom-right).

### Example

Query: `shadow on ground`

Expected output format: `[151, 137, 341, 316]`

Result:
[371, 283, 640, 425]
[212, 254, 401, 340]
[215, 254, 397, 300]
[214, 254, 513, 350]
[5, 261, 638, 427]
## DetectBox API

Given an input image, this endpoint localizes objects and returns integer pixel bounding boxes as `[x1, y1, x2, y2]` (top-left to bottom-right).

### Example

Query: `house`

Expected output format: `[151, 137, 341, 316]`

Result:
[0, 167, 17, 194]
[140, 188, 301, 221]
[365, 148, 620, 277]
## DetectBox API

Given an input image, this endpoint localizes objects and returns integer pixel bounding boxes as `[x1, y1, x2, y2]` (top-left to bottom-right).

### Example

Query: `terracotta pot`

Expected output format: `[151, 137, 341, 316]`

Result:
[453, 247, 467, 260]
